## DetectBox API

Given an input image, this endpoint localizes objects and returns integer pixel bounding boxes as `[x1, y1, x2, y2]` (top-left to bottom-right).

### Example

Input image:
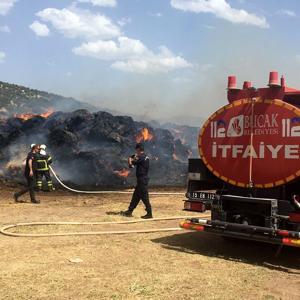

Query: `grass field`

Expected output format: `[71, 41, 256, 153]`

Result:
[0, 184, 299, 299]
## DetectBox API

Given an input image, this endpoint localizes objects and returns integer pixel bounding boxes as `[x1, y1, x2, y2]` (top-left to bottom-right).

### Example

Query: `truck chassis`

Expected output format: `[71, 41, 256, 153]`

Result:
[182, 159, 300, 249]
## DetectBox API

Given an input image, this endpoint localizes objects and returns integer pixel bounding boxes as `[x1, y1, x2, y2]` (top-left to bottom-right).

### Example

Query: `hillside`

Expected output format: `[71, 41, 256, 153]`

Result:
[0, 81, 96, 117]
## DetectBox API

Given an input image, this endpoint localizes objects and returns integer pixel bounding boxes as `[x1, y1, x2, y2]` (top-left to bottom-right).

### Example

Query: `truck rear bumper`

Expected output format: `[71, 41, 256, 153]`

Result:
[180, 219, 300, 248]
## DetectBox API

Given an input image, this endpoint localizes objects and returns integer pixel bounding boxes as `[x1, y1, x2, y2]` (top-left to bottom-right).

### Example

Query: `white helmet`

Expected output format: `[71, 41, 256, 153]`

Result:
[30, 144, 36, 149]
[40, 144, 46, 150]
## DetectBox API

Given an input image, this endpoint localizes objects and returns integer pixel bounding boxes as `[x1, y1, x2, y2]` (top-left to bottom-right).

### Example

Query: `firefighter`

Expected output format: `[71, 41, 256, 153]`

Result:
[36, 144, 54, 191]
[121, 143, 153, 219]
[13, 144, 40, 204]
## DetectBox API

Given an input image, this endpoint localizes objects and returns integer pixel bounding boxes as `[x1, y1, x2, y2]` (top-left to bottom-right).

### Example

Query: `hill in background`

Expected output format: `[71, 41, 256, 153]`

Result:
[0, 81, 97, 117]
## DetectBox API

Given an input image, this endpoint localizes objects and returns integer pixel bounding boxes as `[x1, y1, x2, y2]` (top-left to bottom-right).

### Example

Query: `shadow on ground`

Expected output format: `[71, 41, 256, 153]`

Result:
[152, 232, 300, 274]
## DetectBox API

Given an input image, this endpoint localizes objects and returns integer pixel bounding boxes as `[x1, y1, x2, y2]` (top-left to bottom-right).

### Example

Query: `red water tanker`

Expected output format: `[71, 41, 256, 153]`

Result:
[182, 71, 300, 252]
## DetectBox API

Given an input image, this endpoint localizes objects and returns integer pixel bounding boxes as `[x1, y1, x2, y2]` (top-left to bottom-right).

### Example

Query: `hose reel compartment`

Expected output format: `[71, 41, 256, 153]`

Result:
[212, 194, 278, 228]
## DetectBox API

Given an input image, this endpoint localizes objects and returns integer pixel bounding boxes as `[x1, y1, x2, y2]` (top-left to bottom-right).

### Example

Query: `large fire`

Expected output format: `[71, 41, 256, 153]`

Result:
[114, 168, 130, 178]
[136, 128, 154, 143]
[14, 108, 54, 121]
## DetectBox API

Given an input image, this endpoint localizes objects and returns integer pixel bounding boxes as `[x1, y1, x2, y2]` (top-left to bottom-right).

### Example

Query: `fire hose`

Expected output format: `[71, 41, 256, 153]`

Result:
[0, 215, 210, 237]
[49, 166, 184, 196]
[0, 167, 209, 237]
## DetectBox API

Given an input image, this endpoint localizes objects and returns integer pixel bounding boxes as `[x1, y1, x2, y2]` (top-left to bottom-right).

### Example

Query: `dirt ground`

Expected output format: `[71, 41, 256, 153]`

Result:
[0, 184, 299, 300]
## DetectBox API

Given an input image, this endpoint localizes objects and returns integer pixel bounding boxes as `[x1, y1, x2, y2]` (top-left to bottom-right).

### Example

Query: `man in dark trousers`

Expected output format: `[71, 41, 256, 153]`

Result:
[13, 144, 40, 204]
[36, 144, 54, 191]
[121, 143, 153, 219]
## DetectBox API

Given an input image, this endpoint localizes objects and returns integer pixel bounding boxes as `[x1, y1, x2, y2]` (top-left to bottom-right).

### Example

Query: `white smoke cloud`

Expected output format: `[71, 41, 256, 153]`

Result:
[29, 21, 50, 37]
[170, 0, 269, 28]
[111, 55, 191, 74]
[73, 37, 192, 74]
[148, 12, 163, 18]
[34, 5, 190, 74]
[36, 7, 120, 40]
[0, 51, 6, 63]
[277, 9, 296, 17]
[0, 0, 17, 16]
[0, 25, 10, 33]
[77, 0, 117, 7]
[117, 17, 131, 27]
[73, 37, 147, 60]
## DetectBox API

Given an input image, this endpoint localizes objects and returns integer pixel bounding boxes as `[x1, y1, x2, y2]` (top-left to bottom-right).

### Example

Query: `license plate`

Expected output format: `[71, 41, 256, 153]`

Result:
[187, 192, 216, 201]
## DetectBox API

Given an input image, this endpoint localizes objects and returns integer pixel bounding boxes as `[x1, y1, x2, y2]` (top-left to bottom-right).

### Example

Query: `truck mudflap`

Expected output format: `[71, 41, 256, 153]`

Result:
[180, 219, 300, 248]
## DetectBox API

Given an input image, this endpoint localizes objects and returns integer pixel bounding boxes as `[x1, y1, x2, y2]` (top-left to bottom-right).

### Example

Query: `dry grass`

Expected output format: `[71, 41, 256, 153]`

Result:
[0, 184, 299, 300]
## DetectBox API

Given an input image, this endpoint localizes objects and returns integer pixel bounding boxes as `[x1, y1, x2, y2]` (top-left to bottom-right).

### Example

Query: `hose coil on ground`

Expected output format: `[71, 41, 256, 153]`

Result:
[0, 215, 210, 237]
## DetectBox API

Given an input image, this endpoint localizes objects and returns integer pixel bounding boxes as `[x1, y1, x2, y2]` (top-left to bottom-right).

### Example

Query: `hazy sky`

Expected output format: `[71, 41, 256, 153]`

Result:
[1, 0, 300, 125]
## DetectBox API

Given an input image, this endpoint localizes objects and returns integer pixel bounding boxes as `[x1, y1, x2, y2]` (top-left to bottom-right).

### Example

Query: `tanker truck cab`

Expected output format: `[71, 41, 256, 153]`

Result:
[182, 71, 300, 250]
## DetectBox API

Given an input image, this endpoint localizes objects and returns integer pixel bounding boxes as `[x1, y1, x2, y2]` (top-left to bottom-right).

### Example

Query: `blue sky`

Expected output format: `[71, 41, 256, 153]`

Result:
[1, 0, 300, 125]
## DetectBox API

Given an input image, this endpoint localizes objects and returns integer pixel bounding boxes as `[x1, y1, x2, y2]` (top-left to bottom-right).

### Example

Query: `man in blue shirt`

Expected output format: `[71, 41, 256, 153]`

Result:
[122, 143, 153, 219]
[14, 144, 40, 204]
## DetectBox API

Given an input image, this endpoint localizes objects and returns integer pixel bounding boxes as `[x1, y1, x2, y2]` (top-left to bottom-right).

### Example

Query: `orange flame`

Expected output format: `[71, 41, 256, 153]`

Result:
[114, 168, 130, 178]
[14, 108, 54, 121]
[136, 128, 154, 143]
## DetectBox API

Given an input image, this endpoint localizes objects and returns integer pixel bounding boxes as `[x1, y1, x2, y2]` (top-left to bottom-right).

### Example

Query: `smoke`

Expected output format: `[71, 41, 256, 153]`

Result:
[0, 131, 49, 182]
[0, 110, 191, 187]
[57, 20, 298, 127]
[2, 0, 295, 129]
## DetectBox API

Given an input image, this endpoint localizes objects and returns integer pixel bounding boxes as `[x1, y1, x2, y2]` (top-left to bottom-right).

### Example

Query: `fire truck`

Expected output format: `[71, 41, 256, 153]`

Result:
[181, 71, 300, 249]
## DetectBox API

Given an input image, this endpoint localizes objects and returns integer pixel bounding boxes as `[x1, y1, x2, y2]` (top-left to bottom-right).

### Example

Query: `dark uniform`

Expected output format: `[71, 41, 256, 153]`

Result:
[127, 153, 152, 216]
[35, 153, 53, 191]
[14, 151, 38, 203]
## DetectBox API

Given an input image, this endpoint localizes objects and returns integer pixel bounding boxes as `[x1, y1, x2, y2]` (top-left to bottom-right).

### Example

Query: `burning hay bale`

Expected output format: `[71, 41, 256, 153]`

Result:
[14, 108, 54, 121]
[0, 109, 192, 187]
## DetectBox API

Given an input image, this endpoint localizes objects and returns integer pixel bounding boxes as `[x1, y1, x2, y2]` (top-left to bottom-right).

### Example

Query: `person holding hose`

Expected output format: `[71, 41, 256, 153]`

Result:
[13, 144, 40, 204]
[121, 143, 153, 219]
[36, 144, 54, 191]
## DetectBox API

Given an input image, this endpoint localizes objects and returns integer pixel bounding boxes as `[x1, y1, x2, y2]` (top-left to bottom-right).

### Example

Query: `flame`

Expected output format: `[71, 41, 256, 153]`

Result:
[136, 128, 154, 143]
[40, 108, 54, 118]
[114, 168, 130, 178]
[14, 108, 54, 121]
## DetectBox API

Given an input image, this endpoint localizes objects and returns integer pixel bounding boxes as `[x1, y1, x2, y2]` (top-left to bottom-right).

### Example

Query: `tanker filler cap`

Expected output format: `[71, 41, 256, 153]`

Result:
[227, 76, 237, 89]
[243, 81, 252, 89]
[268, 71, 280, 86]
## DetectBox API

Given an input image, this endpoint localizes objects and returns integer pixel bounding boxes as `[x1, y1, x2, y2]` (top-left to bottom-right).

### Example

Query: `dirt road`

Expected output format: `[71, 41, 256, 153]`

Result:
[0, 185, 299, 299]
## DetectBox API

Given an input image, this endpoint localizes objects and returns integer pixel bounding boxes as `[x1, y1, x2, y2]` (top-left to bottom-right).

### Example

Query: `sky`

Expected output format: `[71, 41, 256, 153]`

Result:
[1, 0, 300, 125]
